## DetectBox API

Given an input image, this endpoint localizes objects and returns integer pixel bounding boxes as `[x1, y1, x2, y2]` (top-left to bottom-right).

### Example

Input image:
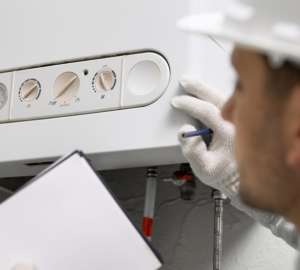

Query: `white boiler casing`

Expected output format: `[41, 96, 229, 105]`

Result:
[0, 0, 234, 177]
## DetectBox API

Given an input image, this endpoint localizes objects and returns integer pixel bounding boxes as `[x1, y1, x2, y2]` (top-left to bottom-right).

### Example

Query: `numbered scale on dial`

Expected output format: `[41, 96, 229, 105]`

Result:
[0, 84, 8, 109]
[19, 79, 41, 102]
[92, 69, 116, 93]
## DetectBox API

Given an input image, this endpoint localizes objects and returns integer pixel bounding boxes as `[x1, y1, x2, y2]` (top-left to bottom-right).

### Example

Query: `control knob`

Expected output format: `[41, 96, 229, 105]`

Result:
[20, 80, 40, 102]
[53, 72, 80, 102]
[93, 70, 115, 92]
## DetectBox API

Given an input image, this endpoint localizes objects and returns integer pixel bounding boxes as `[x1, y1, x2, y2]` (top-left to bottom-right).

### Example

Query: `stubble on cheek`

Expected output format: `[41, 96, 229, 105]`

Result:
[237, 111, 291, 212]
[233, 125, 257, 206]
[233, 102, 274, 208]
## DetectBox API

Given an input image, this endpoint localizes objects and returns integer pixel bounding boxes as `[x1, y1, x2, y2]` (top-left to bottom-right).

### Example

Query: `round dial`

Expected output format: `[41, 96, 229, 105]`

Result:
[0, 84, 8, 109]
[53, 72, 80, 102]
[93, 70, 116, 92]
[20, 79, 41, 102]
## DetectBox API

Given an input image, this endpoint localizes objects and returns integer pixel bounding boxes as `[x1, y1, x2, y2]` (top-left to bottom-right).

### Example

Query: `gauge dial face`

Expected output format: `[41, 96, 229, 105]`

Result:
[0, 84, 8, 110]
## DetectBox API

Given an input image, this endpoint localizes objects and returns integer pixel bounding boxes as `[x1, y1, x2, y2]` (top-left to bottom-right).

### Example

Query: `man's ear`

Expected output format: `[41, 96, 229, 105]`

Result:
[285, 84, 300, 172]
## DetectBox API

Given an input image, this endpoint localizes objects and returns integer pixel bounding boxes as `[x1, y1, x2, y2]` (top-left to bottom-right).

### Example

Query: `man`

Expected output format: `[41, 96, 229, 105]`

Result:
[171, 0, 300, 268]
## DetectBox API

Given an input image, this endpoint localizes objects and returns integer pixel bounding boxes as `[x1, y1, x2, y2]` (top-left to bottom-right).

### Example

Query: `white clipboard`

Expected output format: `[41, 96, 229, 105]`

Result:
[0, 151, 162, 270]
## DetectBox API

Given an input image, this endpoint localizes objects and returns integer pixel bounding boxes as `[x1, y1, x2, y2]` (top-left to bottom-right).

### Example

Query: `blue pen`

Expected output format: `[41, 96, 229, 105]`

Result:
[182, 128, 213, 138]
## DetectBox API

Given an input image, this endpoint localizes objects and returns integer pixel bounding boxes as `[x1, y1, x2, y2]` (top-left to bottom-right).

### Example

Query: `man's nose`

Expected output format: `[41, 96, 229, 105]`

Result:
[221, 93, 235, 123]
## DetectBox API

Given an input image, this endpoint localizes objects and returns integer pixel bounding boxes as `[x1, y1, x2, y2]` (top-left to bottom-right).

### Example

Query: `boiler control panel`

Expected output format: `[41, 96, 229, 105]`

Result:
[0, 52, 170, 122]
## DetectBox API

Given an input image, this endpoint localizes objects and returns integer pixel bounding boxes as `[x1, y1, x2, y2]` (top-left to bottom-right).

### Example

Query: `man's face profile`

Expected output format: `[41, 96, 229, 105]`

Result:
[221, 48, 300, 216]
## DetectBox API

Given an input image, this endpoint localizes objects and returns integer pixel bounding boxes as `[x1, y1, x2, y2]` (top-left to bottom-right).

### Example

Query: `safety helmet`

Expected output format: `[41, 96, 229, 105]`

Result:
[177, 0, 300, 66]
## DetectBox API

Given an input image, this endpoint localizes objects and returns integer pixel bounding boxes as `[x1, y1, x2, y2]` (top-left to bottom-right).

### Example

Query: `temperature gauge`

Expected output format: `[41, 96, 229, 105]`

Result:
[0, 84, 8, 110]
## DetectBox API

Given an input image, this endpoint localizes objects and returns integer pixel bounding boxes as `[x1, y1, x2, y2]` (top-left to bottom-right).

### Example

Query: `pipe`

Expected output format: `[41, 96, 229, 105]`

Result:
[142, 167, 157, 241]
[212, 190, 226, 270]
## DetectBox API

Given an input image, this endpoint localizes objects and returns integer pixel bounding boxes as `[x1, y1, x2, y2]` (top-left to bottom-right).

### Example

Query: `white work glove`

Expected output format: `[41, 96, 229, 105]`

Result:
[171, 75, 239, 199]
[172, 76, 300, 251]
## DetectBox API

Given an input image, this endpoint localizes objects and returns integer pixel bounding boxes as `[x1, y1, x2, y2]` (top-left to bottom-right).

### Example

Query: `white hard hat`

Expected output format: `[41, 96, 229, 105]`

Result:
[178, 0, 300, 66]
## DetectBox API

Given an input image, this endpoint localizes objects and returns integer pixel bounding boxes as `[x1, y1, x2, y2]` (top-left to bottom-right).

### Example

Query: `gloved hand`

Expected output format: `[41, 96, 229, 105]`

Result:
[171, 75, 239, 199]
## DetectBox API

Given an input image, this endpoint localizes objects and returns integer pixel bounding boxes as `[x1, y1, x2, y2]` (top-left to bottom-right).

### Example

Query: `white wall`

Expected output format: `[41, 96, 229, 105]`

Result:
[100, 165, 299, 270]
[0, 165, 298, 269]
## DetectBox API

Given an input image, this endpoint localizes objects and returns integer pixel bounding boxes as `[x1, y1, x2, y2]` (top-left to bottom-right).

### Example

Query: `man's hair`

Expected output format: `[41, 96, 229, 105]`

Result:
[264, 57, 300, 98]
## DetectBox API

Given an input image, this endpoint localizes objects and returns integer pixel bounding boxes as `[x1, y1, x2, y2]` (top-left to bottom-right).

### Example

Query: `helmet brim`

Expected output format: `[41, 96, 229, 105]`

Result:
[177, 12, 300, 64]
